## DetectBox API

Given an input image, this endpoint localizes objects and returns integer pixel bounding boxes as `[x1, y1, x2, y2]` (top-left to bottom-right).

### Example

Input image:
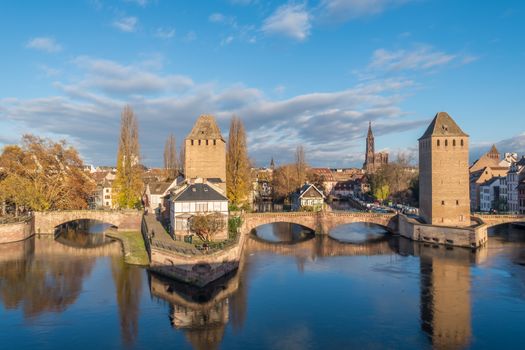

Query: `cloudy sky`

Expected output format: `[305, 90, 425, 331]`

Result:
[1, 0, 524, 167]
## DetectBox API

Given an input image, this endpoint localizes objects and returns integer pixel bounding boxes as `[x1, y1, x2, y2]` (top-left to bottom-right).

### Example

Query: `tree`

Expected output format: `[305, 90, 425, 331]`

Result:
[226, 117, 251, 205]
[179, 141, 186, 176]
[272, 164, 298, 201]
[189, 212, 226, 242]
[0, 135, 95, 214]
[295, 145, 307, 186]
[163, 133, 178, 181]
[112, 105, 143, 209]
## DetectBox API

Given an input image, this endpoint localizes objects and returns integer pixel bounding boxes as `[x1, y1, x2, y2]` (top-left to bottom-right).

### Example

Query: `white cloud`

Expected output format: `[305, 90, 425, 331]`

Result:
[113, 16, 138, 32]
[37, 64, 61, 77]
[262, 3, 311, 41]
[318, 0, 412, 22]
[184, 31, 197, 42]
[221, 36, 234, 46]
[125, 0, 149, 7]
[368, 45, 457, 72]
[154, 27, 175, 39]
[209, 13, 226, 23]
[26, 37, 62, 53]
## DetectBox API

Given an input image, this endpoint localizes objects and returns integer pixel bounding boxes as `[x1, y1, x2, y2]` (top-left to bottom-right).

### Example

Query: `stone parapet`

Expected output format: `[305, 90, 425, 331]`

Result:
[0, 216, 34, 244]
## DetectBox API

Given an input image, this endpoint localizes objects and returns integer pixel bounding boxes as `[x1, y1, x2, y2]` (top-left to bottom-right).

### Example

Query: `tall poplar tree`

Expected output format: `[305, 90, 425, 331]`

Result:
[226, 117, 251, 205]
[295, 145, 307, 186]
[163, 133, 178, 181]
[113, 105, 143, 209]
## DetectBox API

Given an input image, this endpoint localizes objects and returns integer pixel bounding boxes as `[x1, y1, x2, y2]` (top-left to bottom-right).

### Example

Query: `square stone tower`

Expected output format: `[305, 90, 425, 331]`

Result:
[184, 115, 226, 191]
[419, 112, 470, 227]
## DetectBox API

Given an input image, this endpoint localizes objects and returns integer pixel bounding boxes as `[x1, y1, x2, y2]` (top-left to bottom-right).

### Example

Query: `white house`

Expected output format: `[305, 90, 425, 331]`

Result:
[169, 179, 229, 241]
[90, 171, 116, 209]
[291, 184, 325, 211]
[479, 177, 506, 212]
[507, 156, 525, 213]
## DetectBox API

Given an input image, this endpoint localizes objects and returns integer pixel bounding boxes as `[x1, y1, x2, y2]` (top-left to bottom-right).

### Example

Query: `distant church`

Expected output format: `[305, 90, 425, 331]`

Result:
[363, 122, 389, 173]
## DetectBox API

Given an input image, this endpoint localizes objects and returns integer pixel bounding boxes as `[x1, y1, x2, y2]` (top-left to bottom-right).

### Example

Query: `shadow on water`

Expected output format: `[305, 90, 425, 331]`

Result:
[54, 219, 116, 248]
[250, 222, 315, 244]
[328, 222, 390, 244]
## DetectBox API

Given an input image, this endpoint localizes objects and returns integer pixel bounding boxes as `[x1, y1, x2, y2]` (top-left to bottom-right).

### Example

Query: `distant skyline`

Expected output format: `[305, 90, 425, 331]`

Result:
[1, 0, 524, 167]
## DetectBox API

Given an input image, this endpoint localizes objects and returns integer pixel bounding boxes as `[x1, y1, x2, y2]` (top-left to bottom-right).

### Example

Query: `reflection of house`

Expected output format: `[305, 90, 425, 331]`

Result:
[291, 184, 325, 211]
[169, 179, 228, 241]
[90, 171, 116, 209]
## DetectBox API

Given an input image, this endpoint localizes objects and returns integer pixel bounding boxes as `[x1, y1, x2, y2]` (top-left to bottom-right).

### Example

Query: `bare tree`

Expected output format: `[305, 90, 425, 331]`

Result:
[295, 145, 307, 186]
[163, 133, 178, 181]
[179, 141, 186, 176]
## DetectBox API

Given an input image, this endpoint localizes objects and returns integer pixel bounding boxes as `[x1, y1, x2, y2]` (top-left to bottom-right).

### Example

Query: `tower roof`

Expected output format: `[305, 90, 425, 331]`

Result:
[186, 115, 224, 141]
[488, 144, 499, 157]
[419, 112, 468, 140]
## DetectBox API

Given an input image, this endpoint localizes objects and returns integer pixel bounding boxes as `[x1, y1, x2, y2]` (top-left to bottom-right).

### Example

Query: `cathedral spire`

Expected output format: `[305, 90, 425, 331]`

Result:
[367, 121, 373, 138]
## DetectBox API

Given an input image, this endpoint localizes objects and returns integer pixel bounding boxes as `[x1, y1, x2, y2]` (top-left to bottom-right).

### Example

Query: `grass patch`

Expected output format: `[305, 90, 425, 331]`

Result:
[107, 230, 149, 266]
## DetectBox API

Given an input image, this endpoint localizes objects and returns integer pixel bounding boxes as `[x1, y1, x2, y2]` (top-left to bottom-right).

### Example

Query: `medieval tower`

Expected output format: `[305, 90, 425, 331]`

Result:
[184, 115, 226, 191]
[419, 112, 470, 227]
[363, 122, 388, 173]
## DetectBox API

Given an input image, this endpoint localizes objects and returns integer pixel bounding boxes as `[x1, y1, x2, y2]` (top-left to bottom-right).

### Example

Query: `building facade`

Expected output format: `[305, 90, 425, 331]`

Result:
[184, 115, 226, 192]
[363, 122, 388, 173]
[419, 112, 470, 227]
[291, 184, 325, 211]
[507, 157, 525, 213]
[518, 179, 525, 214]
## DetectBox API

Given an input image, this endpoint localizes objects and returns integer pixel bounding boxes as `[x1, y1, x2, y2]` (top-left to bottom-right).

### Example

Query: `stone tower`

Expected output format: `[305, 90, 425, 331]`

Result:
[419, 112, 470, 227]
[184, 115, 226, 190]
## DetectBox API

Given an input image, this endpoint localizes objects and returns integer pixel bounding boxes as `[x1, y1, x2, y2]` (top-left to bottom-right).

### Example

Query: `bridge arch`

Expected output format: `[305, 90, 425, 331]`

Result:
[34, 210, 142, 234]
[473, 215, 525, 229]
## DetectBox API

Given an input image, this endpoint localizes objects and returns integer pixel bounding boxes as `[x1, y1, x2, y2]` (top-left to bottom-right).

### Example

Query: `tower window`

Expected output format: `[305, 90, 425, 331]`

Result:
[213, 140, 216, 145]
[198, 140, 201, 145]
[191, 140, 194, 146]
[437, 139, 440, 147]
[461, 139, 464, 147]
[453, 139, 456, 147]
[206, 140, 209, 145]
[442, 201, 445, 205]
[445, 139, 448, 147]
[456, 200, 459, 205]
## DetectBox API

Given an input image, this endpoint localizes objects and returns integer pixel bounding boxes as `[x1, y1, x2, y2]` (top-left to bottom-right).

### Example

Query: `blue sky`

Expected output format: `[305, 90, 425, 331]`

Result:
[1, 0, 524, 167]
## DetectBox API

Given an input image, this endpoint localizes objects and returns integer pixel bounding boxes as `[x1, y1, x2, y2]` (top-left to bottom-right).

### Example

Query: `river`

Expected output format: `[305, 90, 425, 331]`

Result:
[0, 220, 524, 349]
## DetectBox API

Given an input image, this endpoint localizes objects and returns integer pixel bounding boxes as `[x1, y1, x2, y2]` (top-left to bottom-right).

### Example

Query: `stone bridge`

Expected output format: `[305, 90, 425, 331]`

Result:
[34, 210, 142, 234]
[242, 211, 398, 235]
[473, 214, 525, 228]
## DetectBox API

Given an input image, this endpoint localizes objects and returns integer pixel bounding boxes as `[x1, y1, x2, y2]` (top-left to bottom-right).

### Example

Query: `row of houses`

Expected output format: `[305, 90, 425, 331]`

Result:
[470, 145, 525, 214]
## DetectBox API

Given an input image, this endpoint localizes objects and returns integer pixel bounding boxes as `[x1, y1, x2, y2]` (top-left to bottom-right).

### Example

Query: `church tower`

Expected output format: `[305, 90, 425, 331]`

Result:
[419, 112, 470, 227]
[363, 122, 375, 172]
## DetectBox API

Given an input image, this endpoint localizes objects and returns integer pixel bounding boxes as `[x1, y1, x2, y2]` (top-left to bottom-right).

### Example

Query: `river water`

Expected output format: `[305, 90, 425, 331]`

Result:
[1, 221, 525, 349]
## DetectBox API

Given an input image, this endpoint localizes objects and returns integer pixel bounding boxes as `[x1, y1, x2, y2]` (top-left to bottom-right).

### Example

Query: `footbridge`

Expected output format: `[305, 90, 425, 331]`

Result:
[34, 210, 142, 234]
[242, 211, 398, 235]
[473, 214, 525, 228]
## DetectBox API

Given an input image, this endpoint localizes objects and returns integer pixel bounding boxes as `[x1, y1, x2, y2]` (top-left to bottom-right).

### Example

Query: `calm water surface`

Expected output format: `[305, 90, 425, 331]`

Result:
[1, 221, 525, 349]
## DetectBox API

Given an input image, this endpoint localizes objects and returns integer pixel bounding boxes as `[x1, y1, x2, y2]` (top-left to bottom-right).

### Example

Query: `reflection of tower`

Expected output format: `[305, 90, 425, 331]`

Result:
[420, 255, 471, 349]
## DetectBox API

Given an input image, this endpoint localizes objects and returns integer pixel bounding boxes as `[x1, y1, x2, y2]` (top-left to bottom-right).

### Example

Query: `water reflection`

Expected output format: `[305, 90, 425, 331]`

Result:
[329, 222, 389, 244]
[55, 219, 115, 248]
[252, 222, 315, 243]
[1, 222, 525, 349]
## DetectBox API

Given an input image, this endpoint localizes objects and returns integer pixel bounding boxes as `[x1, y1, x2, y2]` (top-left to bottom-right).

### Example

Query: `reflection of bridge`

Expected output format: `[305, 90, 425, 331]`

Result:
[243, 211, 398, 234]
[246, 235, 397, 259]
[34, 210, 142, 234]
[473, 214, 525, 228]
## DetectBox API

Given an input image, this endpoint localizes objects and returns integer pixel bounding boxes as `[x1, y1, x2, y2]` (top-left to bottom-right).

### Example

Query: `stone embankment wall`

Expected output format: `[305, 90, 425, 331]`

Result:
[149, 232, 246, 287]
[398, 214, 487, 248]
[0, 217, 34, 244]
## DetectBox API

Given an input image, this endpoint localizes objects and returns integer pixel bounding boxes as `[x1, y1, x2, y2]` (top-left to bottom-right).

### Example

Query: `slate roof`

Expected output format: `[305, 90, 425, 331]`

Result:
[173, 183, 227, 202]
[148, 181, 172, 195]
[186, 115, 224, 141]
[419, 112, 468, 139]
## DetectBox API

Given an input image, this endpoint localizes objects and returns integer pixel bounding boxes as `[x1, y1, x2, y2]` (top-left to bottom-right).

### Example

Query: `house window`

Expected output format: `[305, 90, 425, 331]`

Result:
[105, 202, 109, 206]
[196, 202, 208, 212]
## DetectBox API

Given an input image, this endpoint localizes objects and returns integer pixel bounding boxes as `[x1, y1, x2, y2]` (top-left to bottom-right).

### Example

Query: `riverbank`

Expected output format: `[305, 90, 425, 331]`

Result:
[106, 230, 149, 265]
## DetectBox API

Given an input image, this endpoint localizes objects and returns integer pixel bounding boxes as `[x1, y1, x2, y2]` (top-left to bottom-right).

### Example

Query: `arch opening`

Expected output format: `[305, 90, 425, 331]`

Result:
[328, 222, 390, 244]
[250, 222, 315, 244]
[54, 219, 117, 248]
